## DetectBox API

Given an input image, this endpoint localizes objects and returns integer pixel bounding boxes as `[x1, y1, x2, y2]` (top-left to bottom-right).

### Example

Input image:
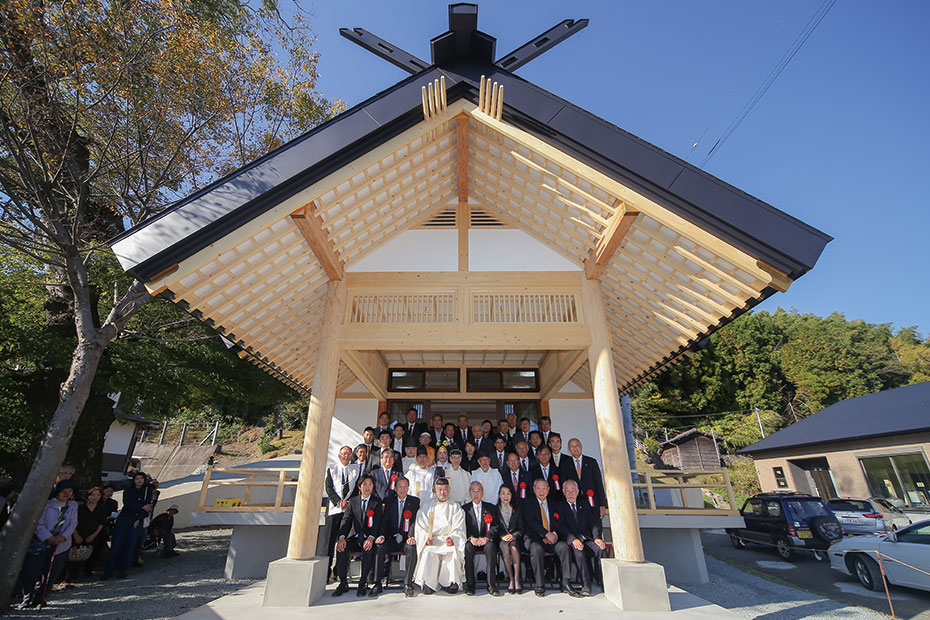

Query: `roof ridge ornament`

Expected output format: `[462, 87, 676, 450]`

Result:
[341, 4, 588, 74]
[421, 76, 448, 121]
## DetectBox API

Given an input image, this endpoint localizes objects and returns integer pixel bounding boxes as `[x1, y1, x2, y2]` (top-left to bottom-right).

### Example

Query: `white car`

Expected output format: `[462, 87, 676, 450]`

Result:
[829, 519, 930, 592]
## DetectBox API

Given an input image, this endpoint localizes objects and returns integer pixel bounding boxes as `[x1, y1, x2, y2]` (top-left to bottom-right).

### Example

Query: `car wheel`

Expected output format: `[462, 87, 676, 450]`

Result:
[812, 516, 843, 542]
[730, 534, 747, 549]
[852, 555, 882, 591]
[774, 537, 794, 561]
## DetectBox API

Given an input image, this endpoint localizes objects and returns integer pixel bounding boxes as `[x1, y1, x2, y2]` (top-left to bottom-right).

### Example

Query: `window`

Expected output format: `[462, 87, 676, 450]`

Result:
[467, 369, 539, 392]
[765, 501, 782, 518]
[896, 523, 930, 545]
[773, 466, 788, 488]
[827, 499, 873, 513]
[860, 452, 930, 508]
[742, 499, 764, 516]
[785, 499, 829, 520]
[388, 369, 460, 392]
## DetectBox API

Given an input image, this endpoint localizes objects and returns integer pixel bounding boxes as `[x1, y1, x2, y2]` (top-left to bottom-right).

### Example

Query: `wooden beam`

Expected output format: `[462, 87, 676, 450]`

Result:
[285, 279, 345, 560]
[584, 201, 639, 279]
[538, 349, 588, 400]
[457, 113, 469, 271]
[340, 349, 389, 401]
[340, 323, 590, 351]
[290, 202, 344, 281]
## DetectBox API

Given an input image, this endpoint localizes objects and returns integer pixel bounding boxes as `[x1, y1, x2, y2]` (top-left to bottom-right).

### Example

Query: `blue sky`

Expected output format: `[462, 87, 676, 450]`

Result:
[303, 1, 929, 333]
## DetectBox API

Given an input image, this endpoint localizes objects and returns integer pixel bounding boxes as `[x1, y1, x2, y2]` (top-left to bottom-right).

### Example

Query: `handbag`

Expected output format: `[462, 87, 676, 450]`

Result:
[69, 543, 93, 562]
[27, 536, 50, 556]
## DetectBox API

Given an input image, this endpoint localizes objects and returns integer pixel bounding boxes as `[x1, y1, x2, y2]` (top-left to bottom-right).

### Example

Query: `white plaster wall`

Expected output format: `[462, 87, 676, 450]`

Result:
[347, 230, 457, 271]
[102, 420, 135, 455]
[469, 229, 579, 271]
[330, 398, 376, 463]
[548, 395, 602, 463]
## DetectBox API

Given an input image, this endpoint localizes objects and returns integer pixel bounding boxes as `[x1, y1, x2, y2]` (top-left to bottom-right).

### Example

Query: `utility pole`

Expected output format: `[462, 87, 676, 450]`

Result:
[755, 407, 766, 438]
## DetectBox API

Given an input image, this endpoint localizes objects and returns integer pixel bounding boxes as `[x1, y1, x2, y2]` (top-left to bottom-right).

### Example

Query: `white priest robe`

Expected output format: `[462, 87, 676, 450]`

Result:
[406, 465, 435, 499]
[412, 497, 466, 589]
[443, 465, 471, 504]
[471, 467, 503, 505]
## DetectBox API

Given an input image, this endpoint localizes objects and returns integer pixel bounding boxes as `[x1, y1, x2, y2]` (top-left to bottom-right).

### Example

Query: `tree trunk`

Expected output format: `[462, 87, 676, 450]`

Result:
[0, 339, 104, 611]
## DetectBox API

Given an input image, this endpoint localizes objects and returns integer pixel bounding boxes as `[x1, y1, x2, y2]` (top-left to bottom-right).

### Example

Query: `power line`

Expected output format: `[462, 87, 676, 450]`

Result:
[699, 0, 838, 166]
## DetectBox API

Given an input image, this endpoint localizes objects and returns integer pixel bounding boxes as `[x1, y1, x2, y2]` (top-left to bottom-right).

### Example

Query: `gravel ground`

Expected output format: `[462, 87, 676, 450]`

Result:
[6, 528, 256, 620]
[672, 555, 890, 620]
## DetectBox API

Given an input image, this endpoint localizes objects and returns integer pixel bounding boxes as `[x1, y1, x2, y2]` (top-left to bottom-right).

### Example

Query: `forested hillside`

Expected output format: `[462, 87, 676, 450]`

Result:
[631, 309, 929, 451]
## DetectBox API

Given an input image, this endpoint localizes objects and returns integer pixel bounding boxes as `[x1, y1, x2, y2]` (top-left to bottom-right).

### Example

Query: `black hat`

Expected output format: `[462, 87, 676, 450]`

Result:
[449, 448, 463, 456]
[55, 480, 75, 491]
[416, 445, 428, 456]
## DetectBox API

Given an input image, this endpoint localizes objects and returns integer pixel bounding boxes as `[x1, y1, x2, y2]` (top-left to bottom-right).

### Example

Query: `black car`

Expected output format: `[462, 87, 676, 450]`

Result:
[726, 492, 844, 560]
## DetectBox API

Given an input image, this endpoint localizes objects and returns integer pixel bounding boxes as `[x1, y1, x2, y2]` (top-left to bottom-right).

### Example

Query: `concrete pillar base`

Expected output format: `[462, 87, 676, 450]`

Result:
[601, 559, 671, 612]
[262, 557, 327, 607]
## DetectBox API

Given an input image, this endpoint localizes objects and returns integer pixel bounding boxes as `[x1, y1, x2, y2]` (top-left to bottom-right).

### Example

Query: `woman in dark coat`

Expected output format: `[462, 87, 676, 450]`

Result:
[496, 485, 524, 594]
[461, 439, 480, 472]
[71, 486, 107, 577]
[103, 472, 155, 579]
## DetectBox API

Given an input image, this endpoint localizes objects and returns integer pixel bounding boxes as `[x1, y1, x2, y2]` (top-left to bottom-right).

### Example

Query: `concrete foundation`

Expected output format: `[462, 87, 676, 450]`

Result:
[641, 528, 708, 584]
[263, 557, 328, 607]
[602, 559, 671, 612]
[226, 525, 290, 579]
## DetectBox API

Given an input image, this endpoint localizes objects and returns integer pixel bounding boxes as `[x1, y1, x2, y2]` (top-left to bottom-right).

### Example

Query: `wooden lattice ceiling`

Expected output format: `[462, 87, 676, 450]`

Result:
[156, 97, 790, 396]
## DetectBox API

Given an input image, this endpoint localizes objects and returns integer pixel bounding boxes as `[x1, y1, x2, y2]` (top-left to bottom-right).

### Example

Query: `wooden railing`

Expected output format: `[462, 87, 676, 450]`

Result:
[196, 465, 738, 517]
[631, 468, 738, 516]
[196, 466, 299, 512]
[472, 292, 578, 323]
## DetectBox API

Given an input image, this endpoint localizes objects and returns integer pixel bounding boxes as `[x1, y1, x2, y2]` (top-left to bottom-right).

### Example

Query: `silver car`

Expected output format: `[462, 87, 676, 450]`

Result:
[829, 520, 930, 592]
[826, 497, 911, 536]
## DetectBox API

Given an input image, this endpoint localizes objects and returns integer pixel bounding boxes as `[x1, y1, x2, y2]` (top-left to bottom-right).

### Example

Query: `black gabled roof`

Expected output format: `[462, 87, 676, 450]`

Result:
[740, 382, 930, 455]
[110, 15, 831, 283]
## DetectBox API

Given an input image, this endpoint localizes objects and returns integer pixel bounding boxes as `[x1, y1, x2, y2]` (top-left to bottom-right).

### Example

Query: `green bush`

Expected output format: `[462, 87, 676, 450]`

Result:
[258, 435, 274, 454]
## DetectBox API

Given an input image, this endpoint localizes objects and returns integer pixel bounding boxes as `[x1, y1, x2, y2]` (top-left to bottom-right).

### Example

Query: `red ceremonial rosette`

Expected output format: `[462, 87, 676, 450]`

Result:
[519, 482, 526, 488]
[552, 474, 560, 490]
[403, 509, 413, 520]
[519, 481, 526, 498]
[553, 512, 559, 520]
[390, 473, 397, 489]
[483, 513, 494, 524]
[586, 489, 595, 506]
[366, 508, 375, 527]
[402, 508, 412, 532]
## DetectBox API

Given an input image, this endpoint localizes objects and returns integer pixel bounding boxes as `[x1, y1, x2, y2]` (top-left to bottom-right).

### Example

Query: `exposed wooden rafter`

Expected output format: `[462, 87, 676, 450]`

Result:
[584, 200, 639, 279]
[456, 113, 470, 271]
[290, 202, 344, 281]
[538, 349, 588, 400]
[341, 349, 388, 400]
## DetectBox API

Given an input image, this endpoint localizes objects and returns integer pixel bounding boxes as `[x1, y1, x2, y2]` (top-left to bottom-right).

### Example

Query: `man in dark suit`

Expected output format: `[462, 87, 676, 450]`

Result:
[333, 475, 382, 597]
[372, 476, 420, 597]
[428, 414, 445, 448]
[539, 416, 553, 445]
[402, 408, 428, 446]
[470, 424, 491, 456]
[527, 430, 545, 460]
[462, 481, 502, 596]
[358, 427, 377, 460]
[555, 480, 607, 596]
[455, 415, 473, 446]
[513, 440, 536, 474]
[372, 449, 403, 500]
[562, 439, 608, 519]
[374, 430, 403, 468]
[500, 453, 532, 504]
[354, 444, 374, 477]
[493, 419, 513, 450]
[513, 417, 532, 446]
[376, 412, 393, 436]
[529, 446, 563, 505]
[522, 479, 579, 597]
[490, 436, 509, 471]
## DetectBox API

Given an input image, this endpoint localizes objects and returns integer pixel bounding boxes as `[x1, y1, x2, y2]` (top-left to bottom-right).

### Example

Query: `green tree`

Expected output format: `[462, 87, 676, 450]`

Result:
[889, 327, 930, 384]
[0, 0, 339, 607]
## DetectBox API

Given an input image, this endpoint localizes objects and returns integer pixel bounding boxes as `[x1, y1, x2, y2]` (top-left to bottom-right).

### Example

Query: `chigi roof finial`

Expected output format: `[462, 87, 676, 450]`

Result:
[340, 3, 587, 75]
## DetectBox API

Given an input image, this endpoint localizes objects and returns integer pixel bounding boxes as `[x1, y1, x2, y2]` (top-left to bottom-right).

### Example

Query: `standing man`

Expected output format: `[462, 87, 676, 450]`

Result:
[500, 453, 532, 505]
[354, 444, 374, 477]
[522, 480, 579, 598]
[471, 453, 503, 505]
[406, 446, 434, 499]
[513, 440, 536, 474]
[471, 424, 490, 456]
[373, 450, 402, 500]
[444, 449, 472, 504]
[372, 476, 420, 598]
[548, 432, 564, 468]
[333, 475, 381, 597]
[513, 417, 532, 446]
[490, 436, 508, 471]
[505, 413, 517, 437]
[555, 480, 607, 596]
[562, 439, 608, 519]
[403, 408, 428, 446]
[527, 431, 544, 459]
[376, 430, 403, 469]
[429, 414, 445, 447]
[530, 446, 563, 505]
[324, 446, 360, 581]
[412, 478, 466, 594]
[392, 424, 407, 455]
[377, 412, 393, 435]
[539, 416, 553, 444]
[462, 482, 502, 596]
[359, 427, 377, 460]
[494, 419, 513, 450]
[456, 415, 472, 446]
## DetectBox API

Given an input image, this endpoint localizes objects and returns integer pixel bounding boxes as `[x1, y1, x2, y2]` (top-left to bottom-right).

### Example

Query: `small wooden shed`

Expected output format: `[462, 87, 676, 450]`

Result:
[660, 429, 720, 470]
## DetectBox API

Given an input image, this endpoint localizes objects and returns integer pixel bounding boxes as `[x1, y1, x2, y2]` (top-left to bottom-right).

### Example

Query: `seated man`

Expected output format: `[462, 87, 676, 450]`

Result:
[372, 476, 420, 598]
[462, 481, 501, 596]
[522, 479, 579, 598]
[412, 478, 466, 595]
[149, 504, 180, 557]
[333, 475, 382, 597]
[555, 480, 606, 596]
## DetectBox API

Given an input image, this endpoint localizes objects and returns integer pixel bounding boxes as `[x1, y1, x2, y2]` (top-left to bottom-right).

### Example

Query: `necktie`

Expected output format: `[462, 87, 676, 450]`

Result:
[571, 503, 577, 518]
[540, 502, 549, 531]
[398, 500, 404, 528]
[522, 458, 528, 472]
[341, 469, 349, 498]
[542, 466, 548, 479]
[386, 470, 391, 488]
[362, 498, 367, 515]
[575, 459, 582, 478]
[462, 429, 467, 442]
[512, 472, 518, 489]
[475, 505, 481, 530]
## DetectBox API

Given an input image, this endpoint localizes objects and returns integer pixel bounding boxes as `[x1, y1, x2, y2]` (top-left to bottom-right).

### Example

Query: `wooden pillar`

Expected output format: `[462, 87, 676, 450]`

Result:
[286, 279, 346, 559]
[581, 277, 645, 562]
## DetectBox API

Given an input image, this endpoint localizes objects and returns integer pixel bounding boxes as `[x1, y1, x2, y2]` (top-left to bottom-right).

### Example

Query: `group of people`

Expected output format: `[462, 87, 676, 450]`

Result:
[6, 465, 180, 609]
[324, 410, 609, 598]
